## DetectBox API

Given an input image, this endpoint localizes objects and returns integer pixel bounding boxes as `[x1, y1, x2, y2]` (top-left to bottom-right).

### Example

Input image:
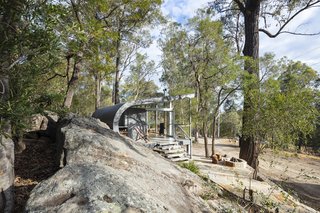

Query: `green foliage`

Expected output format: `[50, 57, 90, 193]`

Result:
[212, 0, 320, 168]
[220, 111, 242, 138]
[160, 10, 241, 145]
[0, 0, 164, 130]
[0, 0, 63, 135]
[242, 54, 319, 149]
[307, 117, 320, 153]
[178, 161, 200, 175]
[92, 0, 163, 104]
[121, 53, 158, 101]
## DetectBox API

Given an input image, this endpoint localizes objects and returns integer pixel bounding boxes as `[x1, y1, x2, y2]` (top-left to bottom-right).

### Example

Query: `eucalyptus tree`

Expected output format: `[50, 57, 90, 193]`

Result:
[0, 0, 62, 137]
[121, 53, 158, 101]
[94, 0, 163, 104]
[219, 110, 242, 138]
[45, 0, 115, 110]
[161, 11, 240, 157]
[210, 0, 320, 168]
[58, 0, 117, 109]
[242, 53, 319, 178]
[43, 0, 163, 110]
[0, 1, 63, 210]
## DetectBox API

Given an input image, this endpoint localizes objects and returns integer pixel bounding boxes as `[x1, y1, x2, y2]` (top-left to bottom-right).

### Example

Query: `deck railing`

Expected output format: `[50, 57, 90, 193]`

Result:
[174, 124, 192, 158]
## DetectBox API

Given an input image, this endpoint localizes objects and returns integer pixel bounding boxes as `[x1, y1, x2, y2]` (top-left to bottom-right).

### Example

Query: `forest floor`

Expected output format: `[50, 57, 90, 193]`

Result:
[14, 136, 59, 213]
[192, 138, 320, 211]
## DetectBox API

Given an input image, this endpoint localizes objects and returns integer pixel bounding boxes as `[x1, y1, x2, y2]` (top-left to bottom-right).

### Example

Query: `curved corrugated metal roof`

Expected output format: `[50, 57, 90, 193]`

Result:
[92, 94, 195, 133]
[92, 103, 124, 129]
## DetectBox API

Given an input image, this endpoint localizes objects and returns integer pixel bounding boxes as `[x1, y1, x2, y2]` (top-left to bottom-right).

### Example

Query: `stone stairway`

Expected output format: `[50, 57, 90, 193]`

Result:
[153, 141, 189, 162]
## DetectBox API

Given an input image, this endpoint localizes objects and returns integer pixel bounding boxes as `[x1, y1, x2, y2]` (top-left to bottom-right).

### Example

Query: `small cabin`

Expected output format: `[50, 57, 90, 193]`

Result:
[92, 94, 195, 160]
[93, 104, 147, 140]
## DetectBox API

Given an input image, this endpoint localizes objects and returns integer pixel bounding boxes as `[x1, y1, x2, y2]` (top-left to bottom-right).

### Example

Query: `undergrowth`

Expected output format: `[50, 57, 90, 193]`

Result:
[178, 161, 200, 175]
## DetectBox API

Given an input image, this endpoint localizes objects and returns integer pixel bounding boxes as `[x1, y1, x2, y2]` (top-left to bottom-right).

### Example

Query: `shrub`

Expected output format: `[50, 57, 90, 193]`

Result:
[179, 161, 200, 175]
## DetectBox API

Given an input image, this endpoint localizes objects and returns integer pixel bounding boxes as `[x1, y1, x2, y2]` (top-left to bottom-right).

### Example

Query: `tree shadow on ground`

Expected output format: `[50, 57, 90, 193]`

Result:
[272, 179, 320, 211]
[215, 143, 239, 148]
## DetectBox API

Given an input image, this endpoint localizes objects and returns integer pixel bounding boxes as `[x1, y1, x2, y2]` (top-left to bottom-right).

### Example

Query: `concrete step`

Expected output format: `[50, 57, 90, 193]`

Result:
[155, 142, 178, 146]
[166, 153, 186, 159]
[153, 147, 185, 154]
[171, 157, 189, 162]
[157, 145, 182, 150]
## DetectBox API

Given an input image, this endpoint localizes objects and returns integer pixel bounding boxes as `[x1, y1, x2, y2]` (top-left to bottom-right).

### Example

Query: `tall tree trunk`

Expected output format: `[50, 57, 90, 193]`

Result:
[194, 74, 201, 143]
[94, 72, 101, 110]
[194, 101, 200, 143]
[194, 128, 199, 143]
[211, 114, 217, 156]
[63, 52, 82, 109]
[239, 0, 261, 169]
[113, 27, 121, 105]
[203, 121, 209, 158]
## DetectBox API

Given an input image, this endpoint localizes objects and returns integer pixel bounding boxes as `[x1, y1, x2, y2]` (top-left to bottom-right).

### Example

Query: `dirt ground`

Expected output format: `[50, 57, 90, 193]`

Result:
[14, 137, 59, 212]
[192, 138, 320, 211]
[13, 136, 319, 212]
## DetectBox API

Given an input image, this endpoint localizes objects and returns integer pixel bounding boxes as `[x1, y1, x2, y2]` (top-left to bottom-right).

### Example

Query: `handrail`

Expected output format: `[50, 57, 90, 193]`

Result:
[174, 124, 192, 159]
[175, 124, 191, 141]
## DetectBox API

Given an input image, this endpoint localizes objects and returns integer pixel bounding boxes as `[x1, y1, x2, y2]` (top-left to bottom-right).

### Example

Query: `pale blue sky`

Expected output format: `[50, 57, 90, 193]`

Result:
[145, 0, 320, 85]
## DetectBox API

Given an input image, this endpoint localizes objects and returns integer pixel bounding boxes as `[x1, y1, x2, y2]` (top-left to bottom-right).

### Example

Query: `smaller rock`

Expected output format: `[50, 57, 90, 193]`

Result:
[212, 155, 218, 164]
[216, 154, 222, 161]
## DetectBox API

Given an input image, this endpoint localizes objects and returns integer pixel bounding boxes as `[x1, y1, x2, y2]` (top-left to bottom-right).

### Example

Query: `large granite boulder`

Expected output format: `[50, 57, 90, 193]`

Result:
[26, 115, 212, 212]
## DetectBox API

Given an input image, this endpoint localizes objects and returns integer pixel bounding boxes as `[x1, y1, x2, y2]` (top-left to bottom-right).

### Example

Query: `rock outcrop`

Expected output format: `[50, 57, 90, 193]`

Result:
[0, 135, 14, 213]
[26, 115, 212, 212]
[27, 111, 59, 140]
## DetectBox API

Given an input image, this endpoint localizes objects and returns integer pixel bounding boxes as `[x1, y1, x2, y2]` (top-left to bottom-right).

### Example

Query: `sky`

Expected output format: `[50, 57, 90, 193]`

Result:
[145, 0, 320, 87]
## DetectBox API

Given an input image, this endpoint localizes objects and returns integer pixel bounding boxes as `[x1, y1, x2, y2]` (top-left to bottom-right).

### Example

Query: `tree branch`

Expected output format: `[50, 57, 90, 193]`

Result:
[219, 8, 240, 13]
[70, 0, 83, 30]
[259, 28, 320, 37]
[233, 0, 245, 13]
[259, 0, 320, 38]
[47, 73, 67, 81]
[280, 31, 320, 36]
[218, 85, 241, 110]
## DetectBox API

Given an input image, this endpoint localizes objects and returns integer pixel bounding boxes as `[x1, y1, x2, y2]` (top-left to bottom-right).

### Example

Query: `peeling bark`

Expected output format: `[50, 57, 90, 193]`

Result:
[63, 53, 82, 109]
[238, 0, 261, 169]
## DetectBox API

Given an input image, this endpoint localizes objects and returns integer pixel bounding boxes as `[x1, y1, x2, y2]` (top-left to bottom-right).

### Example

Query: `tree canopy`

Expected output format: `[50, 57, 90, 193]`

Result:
[0, 0, 319, 162]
